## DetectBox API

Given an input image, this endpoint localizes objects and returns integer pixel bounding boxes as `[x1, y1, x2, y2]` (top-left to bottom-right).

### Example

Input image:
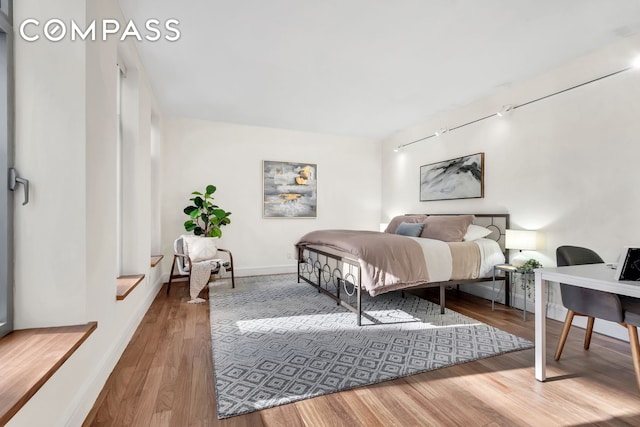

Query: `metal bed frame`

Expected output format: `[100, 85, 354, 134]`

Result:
[296, 213, 510, 326]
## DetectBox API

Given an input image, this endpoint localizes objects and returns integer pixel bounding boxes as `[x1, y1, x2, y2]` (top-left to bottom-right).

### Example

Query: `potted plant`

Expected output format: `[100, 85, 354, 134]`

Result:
[183, 184, 232, 238]
[517, 258, 542, 298]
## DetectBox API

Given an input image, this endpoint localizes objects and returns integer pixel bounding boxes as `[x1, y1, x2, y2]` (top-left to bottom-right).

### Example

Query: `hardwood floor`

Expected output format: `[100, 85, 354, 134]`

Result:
[84, 281, 640, 426]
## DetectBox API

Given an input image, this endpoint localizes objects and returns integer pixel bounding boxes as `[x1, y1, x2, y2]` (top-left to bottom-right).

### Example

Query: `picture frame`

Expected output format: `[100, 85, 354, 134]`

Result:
[263, 160, 317, 218]
[615, 247, 640, 281]
[420, 152, 484, 201]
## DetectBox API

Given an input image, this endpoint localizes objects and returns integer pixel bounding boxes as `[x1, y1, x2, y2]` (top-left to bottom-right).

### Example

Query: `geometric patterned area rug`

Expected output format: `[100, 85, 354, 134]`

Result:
[209, 274, 533, 419]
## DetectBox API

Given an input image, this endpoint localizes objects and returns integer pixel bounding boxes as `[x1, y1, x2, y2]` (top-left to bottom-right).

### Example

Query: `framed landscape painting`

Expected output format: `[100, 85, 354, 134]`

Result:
[263, 160, 317, 218]
[420, 152, 484, 201]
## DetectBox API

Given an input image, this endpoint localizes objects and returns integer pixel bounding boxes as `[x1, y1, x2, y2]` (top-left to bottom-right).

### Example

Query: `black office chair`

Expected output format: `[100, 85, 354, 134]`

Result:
[555, 245, 640, 390]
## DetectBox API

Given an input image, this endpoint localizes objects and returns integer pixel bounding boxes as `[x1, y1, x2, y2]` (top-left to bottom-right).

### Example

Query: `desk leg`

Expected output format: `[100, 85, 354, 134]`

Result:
[491, 267, 496, 311]
[505, 272, 511, 308]
[535, 273, 547, 381]
[523, 276, 527, 321]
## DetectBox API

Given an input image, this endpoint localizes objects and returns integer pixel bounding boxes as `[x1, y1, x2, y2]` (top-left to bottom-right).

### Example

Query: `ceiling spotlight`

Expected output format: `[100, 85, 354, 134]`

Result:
[434, 127, 449, 137]
[496, 104, 514, 117]
[393, 146, 401, 152]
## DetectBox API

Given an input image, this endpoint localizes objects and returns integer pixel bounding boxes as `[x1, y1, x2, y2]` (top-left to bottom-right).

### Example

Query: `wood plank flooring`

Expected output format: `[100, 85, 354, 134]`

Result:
[84, 282, 640, 426]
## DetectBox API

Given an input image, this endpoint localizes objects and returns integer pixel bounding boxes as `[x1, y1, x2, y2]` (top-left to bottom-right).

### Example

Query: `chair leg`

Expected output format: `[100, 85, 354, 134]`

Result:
[584, 316, 595, 350]
[167, 255, 178, 295]
[216, 248, 235, 289]
[555, 310, 576, 361]
[625, 324, 640, 392]
[227, 250, 235, 288]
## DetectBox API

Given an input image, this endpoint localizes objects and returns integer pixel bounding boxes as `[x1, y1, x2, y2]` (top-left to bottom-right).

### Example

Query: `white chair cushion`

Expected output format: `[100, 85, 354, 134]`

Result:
[183, 236, 218, 263]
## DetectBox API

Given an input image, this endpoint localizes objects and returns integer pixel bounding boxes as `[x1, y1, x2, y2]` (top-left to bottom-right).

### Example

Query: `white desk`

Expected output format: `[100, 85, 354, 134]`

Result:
[534, 264, 640, 381]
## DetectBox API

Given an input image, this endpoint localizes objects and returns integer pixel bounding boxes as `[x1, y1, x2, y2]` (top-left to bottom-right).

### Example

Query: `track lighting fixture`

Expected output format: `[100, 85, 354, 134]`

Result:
[496, 104, 514, 117]
[394, 54, 638, 153]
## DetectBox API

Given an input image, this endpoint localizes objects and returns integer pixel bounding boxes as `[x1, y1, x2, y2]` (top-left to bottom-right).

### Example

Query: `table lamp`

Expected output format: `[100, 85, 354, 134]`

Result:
[505, 229, 538, 266]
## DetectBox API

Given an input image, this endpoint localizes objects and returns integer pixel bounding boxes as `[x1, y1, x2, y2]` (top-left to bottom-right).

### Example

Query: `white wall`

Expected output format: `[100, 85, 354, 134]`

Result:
[13, 0, 87, 327]
[381, 33, 640, 340]
[150, 115, 163, 254]
[10, 1, 165, 425]
[161, 118, 381, 277]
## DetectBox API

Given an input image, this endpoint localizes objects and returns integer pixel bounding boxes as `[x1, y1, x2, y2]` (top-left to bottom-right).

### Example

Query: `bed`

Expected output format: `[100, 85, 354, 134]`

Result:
[296, 213, 509, 325]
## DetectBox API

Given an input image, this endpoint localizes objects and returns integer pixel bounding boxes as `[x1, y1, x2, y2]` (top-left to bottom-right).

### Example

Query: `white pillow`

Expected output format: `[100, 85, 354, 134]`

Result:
[463, 224, 492, 241]
[183, 236, 218, 263]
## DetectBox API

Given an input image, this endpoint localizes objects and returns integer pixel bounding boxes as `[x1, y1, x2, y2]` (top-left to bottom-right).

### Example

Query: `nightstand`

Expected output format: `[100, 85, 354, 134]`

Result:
[492, 263, 534, 320]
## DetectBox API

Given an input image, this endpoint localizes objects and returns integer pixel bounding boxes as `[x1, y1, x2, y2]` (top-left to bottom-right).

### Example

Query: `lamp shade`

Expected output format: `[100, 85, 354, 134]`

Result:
[505, 230, 537, 251]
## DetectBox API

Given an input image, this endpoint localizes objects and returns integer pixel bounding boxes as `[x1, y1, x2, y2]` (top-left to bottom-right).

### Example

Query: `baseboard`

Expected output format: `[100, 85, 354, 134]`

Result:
[63, 274, 165, 427]
[459, 282, 630, 342]
[161, 269, 632, 344]
[458, 281, 500, 303]
[545, 301, 629, 342]
[460, 280, 536, 312]
[235, 264, 297, 277]
[162, 264, 298, 284]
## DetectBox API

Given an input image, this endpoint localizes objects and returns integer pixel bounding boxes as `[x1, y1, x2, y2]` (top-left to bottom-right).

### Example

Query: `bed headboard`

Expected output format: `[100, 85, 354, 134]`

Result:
[469, 214, 509, 253]
[406, 213, 510, 254]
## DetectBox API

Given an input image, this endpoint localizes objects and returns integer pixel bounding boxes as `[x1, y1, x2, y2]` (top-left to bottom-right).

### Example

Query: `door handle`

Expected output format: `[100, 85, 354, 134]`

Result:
[9, 168, 29, 206]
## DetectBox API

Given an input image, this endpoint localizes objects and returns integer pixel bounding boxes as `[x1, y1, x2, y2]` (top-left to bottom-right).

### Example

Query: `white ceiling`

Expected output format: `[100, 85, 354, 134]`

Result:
[118, 0, 640, 139]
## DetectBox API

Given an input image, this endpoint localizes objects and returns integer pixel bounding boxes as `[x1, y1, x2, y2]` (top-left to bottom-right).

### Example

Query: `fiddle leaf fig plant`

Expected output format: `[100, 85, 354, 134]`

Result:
[183, 184, 232, 238]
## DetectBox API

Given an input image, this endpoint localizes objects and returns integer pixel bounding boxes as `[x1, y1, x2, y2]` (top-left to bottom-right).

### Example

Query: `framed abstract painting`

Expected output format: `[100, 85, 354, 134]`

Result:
[263, 160, 317, 218]
[420, 152, 484, 201]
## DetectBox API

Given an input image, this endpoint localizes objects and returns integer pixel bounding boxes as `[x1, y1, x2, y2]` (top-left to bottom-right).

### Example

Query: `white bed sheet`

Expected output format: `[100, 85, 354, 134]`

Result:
[476, 238, 506, 278]
[407, 236, 505, 281]
[406, 237, 452, 282]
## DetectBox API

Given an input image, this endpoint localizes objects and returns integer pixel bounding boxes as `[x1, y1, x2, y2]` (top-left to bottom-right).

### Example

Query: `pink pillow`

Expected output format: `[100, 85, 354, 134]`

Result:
[420, 215, 475, 242]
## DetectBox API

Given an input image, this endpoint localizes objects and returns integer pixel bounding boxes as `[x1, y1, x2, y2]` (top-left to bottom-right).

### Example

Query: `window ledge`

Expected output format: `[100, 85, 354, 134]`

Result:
[116, 274, 145, 301]
[150, 255, 164, 267]
[0, 322, 97, 425]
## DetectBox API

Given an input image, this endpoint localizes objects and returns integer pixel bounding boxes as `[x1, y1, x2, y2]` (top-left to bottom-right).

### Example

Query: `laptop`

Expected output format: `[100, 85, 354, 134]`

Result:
[615, 247, 640, 281]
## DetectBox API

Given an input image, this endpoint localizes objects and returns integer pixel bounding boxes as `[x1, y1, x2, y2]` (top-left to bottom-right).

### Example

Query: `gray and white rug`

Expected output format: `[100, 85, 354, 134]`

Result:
[209, 274, 533, 419]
